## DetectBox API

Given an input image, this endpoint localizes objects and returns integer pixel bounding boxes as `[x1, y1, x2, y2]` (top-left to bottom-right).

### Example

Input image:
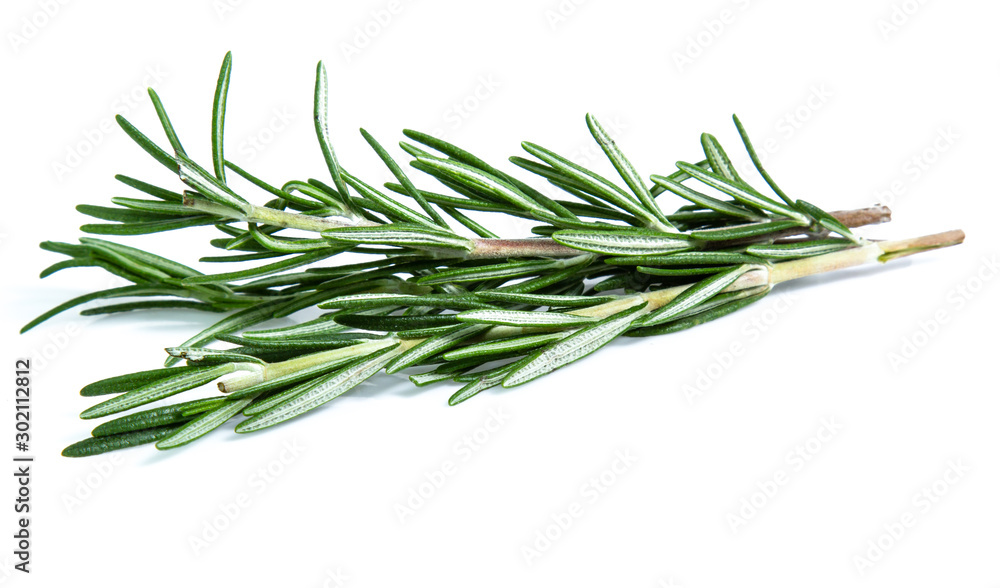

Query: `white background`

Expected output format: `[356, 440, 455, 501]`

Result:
[1, 0, 998, 586]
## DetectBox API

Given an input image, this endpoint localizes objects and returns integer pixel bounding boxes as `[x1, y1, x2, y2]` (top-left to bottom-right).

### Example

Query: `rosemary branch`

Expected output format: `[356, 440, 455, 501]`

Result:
[34, 53, 962, 457]
[214, 228, 963, 394]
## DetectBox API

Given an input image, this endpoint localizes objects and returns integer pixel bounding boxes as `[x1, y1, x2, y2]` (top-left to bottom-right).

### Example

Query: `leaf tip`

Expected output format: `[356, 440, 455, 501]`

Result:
[233, 419, 257, 434]
[79, 407, 101, 420]
[61, 444, 83, 458]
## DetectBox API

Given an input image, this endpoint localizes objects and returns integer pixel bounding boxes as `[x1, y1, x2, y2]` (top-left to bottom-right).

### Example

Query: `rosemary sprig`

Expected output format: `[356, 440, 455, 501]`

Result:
[23, 53, 962, 457]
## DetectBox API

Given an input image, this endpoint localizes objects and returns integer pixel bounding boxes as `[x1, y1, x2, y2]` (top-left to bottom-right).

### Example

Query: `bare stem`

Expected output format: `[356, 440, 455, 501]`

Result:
[829, 204, 892, 228]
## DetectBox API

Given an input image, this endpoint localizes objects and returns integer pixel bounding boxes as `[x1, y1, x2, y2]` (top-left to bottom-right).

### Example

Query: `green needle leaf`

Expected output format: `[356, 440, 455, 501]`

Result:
[385, 324, 489, 374]
[746, 238, 855, 259]
[80, 300, 219, 315]
[795, 199, 861, 244]
[179, 398, 230, 416]
[333, 313, 459, 331]
[115, 175, 184, 202]
[521, 141, 661, 228]
[637, 266, 730, 277]
[650, 174, 764, 222]
[317, 292, 493, 311]
[456, 309, 597, 328]
[360, 128, 448, 228]
[115, 115, 179, 172]
[177, 156, 250, 214]
[225, 349, 374, 400]
[79, 237, 203, 279]
[212, 51, 233, 181]
[217, 332, 378, 352]
[732, 114, 796, 206]
[249, 226, 334, 253]
[416, 259, 563, 285]
[322, 224, 473, 252]
[21, 285, 189, 334]
[166, 299, 290, 366]
[165, 347, 267, 364]
[156, 396, 255, 450]
[414, 156, 547, 215]
[236, 345, 401, 432]
[148, 88, 187, 156]
[183, 249, 338, 285]
[403, 129, 577, 220]
[273, 180, 331, 209]
[442, 332, 567, 361]
[81, 365, 210, 397]
[439, 205, 499, 238]
[110, 197, 202, 216]
[91, 398, 223, 437]
[502, 302, 647, 387]
[449, 369, 510, 406]
[313, 61, 354, 210]
[341, 170, 435, 228]
[242, 379, 317, 416]
[201, 251, 286, 263]
[80, 364, 240, 419]
[659, 285, 771, 323]
[62, 426, 182, 458]
[81, 215, 217, 235]
[76, 204, 174, 224]
[638, 264, 762, 327]
[700, 133, 742, 185]
[225, 160, 289, 200]
[552, 228, 692, 256]
[39, 258, 99, 278]
[410, 363, 472, 386]
[606, 251, 762, 266]
[690, 219, 804, 241]
[676, 161, 809, 225]
[472, 291, 617, 307]
[586, 113, 673, 229]
[385, 182, 520, 215]
[403, 129, 502, 174]
[508, 156, 629, 214]
[627, 287, 770, 337]
[494, 265, 585, 294]
[241, 315, 349, 340]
